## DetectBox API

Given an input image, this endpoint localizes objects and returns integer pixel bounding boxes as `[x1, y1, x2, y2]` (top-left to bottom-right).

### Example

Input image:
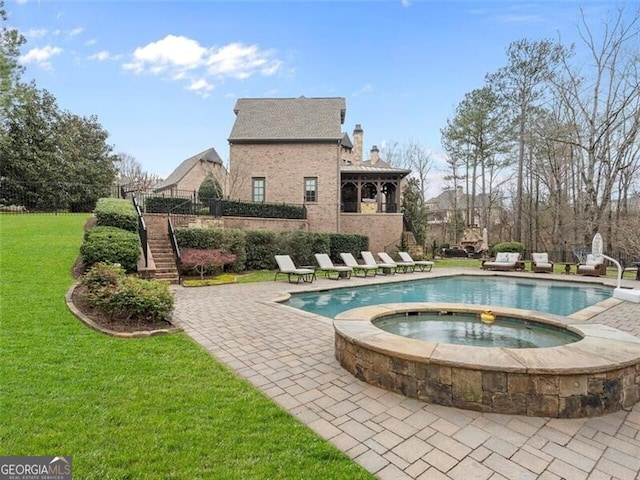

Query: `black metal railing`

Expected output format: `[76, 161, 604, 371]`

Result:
[133, 197, 148, 268]
[168, 217, 181, 281]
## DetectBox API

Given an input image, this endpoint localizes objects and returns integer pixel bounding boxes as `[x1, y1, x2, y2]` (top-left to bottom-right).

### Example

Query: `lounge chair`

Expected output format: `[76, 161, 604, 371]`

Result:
[361, 251, 397, 274]
[482, 252, 521, 271]
[398, 251, 434, 272]
[314, 253, 352, 280]
[340, 253, 378, 277]
[577, 254, 606, 277]
[274, 255, 315, 283]
[377, 252, 415, 273]
[531, 252, 554, 273]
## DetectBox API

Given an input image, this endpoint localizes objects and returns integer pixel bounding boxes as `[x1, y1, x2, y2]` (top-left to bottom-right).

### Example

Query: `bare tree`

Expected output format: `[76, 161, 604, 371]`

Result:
[552, 6, 640, 245]
[115, 153, 162, 193]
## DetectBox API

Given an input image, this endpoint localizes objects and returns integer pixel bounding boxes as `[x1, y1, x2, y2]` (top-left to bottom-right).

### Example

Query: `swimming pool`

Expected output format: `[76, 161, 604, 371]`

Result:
[284, 275, 613, 317]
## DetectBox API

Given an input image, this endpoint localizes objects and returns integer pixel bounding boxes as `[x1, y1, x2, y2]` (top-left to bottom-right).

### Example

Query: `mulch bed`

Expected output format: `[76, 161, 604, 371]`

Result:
[70, 256, 174, 334]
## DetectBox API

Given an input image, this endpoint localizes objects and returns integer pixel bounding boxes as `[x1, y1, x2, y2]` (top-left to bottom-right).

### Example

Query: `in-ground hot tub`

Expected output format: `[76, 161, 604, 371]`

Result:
[334, 303, 640, 418]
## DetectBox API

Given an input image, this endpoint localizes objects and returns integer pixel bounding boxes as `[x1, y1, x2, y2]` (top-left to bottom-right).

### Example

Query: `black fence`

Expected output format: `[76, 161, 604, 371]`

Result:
[0, 181, 120, 214]
[133, 189, 307, 220]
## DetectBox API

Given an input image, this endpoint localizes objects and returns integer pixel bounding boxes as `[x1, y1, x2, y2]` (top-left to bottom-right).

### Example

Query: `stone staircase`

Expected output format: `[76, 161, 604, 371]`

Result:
[148, 237, 180, 284]
[143, 214, 180, 284]
[402, 231, 425, 259]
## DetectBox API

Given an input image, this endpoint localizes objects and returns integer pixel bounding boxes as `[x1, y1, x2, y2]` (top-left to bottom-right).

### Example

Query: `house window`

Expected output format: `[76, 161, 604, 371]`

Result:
[304, 177, 318, 203]
[252, 177, 265, 202]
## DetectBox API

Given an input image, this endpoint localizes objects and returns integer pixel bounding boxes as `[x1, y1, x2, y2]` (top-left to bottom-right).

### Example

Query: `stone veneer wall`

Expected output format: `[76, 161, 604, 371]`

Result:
[340, 213, 404, 254]
[335, 333, 640, 418]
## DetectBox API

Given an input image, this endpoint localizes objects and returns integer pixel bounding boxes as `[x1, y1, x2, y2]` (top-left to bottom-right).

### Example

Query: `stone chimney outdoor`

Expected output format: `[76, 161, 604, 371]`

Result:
[370, 145, 380, 165]
[353, 124, 363, 165]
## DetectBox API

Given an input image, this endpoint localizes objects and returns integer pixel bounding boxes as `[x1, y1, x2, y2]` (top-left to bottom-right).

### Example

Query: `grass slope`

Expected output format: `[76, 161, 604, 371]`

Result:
[0, 215, 372, 480]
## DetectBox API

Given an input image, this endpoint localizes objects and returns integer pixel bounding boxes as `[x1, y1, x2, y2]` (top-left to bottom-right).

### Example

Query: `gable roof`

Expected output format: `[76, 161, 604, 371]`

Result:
[228, 96, 346, 142]
[153, 147, 222, 191]
[425, 188, 490, 210]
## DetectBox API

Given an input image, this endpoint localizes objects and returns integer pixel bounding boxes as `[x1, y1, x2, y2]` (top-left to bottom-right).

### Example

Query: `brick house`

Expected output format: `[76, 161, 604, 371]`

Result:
[153, 147, 227, 196]
[228, 96, 410, 253]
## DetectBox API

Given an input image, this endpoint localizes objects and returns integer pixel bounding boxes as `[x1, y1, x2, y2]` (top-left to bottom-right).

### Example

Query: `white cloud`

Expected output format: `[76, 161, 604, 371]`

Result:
[88, 50, 122, 61]
[24, 28, 48, 39]
[16, 0, 28, 4]
[401, 0, 411, 7]
[188, 78, 214, 97]
[66, 27, 84, 39]
[85, 38, 97, 46]
[123, 34, 282, 96]
[123, 34, 206, 73]
[19, 45, 63, 69]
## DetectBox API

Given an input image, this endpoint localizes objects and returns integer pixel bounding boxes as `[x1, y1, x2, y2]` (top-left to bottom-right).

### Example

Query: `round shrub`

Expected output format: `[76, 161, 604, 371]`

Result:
[107, 276, 174, 322]
[94, 198, 138, 232]
[81, 226, 140, 272]
[491, 241, 525, 255]
[80, 262, 126, 308]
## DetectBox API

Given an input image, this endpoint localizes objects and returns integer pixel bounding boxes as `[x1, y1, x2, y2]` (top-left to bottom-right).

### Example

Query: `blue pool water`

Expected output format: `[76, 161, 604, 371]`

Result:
[374, 313, 583, 348]
[284, 275, 613, 318]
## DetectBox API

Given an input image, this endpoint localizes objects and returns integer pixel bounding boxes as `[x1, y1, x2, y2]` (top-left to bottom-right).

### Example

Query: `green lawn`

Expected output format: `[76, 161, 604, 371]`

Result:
[0, 215, 373, 480]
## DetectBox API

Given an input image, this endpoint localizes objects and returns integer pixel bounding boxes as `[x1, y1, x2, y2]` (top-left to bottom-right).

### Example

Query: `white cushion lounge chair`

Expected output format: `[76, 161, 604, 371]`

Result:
[482, 252, 521, 271]
[314, 253, 352, 280]
[340, 253, 378, 277]
[398, 251, 434, 272]
[274, 255, 315, 283]
[531, 252, 553, 273]
[361, 251, 397, 275]
[577, 254, 606, 277]
[377, 252, 415, 273]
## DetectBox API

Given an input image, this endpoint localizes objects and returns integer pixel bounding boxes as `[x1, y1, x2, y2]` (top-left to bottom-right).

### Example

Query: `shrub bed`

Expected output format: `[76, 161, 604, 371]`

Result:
[176, 227, 369, 272]
[175, 227, 246, 271]
[94, 198, 138, 232]
[80, 226, 140, 272]
[80, 262, 174, 323]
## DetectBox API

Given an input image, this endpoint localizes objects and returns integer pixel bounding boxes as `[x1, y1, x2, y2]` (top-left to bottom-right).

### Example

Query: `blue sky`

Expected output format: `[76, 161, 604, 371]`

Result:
[8, 0, 620, 197]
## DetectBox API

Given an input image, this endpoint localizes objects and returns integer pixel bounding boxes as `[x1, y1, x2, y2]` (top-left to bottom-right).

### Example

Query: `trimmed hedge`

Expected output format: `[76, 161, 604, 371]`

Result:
[80, 226, 140, 272]
[176, 227, 369, 272]
[328, 233, 368, 264]
[94, 198, 138, 232]
[146, 196, 193, 214]
[218, 199, 305, 219]
[175, 227, 247, 272]
[491, 241, 525, 255]
[245, 231, 279, 270]
[277, 231, 330, 267]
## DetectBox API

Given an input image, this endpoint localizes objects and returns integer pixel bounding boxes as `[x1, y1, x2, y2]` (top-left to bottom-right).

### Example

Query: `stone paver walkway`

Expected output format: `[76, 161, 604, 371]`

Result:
[172, 269, 640, 479]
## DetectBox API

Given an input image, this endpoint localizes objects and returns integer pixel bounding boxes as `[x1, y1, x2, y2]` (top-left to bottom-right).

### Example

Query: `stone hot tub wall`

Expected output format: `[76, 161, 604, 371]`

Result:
[334, 303, 640, 418]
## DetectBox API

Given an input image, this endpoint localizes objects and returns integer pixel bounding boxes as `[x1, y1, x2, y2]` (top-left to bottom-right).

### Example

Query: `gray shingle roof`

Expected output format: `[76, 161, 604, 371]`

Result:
[341, 159, 411, 175]
[153, 147, 222, 191]
[228, 96, 346, 142]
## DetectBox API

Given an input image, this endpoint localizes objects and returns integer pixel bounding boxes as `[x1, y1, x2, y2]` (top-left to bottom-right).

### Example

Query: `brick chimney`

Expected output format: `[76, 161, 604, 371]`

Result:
[353, 124, 363, 165]
[370, 145, 380, 165]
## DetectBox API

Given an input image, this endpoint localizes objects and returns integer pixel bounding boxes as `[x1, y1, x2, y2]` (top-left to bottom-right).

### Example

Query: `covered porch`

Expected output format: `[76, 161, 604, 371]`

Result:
[340, 172, 408, 214]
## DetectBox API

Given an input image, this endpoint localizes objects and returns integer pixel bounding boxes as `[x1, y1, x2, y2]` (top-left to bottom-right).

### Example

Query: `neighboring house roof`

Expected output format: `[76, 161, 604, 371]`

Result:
[228, 96, 346, 142]
[153, 147, 222, 191]
[425, 189, 490, 210]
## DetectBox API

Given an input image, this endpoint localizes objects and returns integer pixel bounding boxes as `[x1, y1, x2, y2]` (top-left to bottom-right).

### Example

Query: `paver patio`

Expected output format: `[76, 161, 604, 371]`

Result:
[172, 269, 640, 479]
